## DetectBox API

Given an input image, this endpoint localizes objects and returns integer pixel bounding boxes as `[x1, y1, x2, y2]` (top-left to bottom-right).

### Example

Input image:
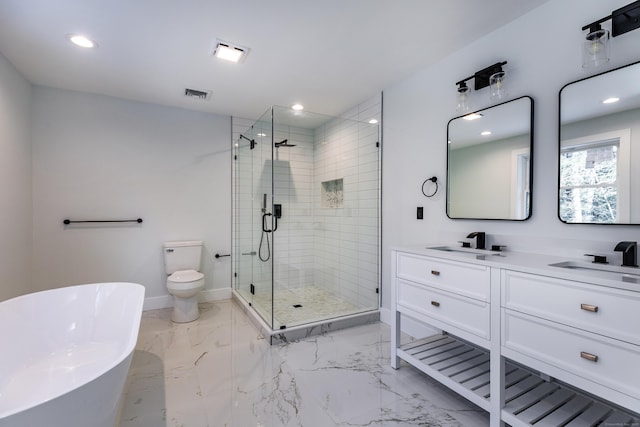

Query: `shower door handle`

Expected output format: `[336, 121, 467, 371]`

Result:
[242, 251, 257, 256]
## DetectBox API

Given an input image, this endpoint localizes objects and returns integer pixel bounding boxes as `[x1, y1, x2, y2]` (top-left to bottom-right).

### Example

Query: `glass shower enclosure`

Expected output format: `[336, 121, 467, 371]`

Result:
[233, 105, 380, 331]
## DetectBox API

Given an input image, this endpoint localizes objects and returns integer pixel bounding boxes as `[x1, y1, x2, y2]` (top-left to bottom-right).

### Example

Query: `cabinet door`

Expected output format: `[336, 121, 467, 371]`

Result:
[396, 253, 490, 301]
[502, 270, 640, 345]
[397, 279, 490, 340]
[503, 310, 640, 401]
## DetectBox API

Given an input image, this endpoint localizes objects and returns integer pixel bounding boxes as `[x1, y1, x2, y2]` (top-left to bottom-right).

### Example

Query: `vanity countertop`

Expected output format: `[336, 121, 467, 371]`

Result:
[393, 244, 640, 293]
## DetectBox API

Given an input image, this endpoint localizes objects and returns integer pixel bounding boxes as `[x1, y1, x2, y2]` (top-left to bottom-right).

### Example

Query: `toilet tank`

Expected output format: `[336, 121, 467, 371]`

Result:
[163, 241, 203, 274]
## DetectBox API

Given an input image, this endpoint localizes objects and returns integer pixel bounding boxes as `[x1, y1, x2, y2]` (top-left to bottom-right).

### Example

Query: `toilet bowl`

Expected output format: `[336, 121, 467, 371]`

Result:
[167, 269, 205, 322]
[163, 240, 206, 323]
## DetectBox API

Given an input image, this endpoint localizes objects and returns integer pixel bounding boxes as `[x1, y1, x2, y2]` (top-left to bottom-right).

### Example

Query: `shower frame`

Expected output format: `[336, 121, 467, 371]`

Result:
[232, 105, 381, 335]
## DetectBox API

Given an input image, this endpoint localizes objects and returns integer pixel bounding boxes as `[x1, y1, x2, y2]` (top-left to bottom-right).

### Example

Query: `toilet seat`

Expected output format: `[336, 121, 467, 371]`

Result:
[168, 269, 204, 283]
[167, 269, 204, 292]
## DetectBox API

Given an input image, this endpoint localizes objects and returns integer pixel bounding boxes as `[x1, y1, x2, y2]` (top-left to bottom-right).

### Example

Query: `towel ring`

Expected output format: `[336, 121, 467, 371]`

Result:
[422, 177, 438, 198]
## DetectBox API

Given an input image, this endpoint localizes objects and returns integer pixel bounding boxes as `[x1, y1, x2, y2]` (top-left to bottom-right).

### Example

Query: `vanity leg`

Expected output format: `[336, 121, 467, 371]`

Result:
[390, 251, 401, 369]
[391, 310, 401, 369]
[489, 268, 505, 426]
[489, 355, 505, 427]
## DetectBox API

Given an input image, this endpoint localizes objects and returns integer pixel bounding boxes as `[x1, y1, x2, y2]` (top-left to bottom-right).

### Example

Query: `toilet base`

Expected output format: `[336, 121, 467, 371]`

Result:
[171, 294, 200, 323]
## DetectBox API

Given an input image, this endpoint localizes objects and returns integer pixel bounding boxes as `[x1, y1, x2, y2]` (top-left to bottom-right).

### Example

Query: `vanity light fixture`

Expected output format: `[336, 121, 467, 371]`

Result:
[582, 0, 640, 68]
[455, 61, 507, 111]
[456, 82, 472, 113]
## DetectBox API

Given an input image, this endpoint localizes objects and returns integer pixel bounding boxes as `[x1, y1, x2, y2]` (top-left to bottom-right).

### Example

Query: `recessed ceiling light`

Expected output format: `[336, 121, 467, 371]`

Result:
[602, 97, 620, 104]
[291, 104, 304, 111]
[67, 34, 97, 48]
[369, 119, 379, 124]
[481, 131, 492, 136]
[213, 41, 248, 63]
[463, 113, 483, 121]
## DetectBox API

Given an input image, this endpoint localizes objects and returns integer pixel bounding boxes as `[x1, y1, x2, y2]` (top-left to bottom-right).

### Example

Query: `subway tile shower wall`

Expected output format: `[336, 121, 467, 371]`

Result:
[232, 95, 381, 314]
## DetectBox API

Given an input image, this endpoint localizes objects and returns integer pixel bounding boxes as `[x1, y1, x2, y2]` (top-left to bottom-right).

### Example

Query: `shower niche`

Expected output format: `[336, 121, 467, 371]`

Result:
[232, 105, 381, 341]
[321, 178, 344, 208]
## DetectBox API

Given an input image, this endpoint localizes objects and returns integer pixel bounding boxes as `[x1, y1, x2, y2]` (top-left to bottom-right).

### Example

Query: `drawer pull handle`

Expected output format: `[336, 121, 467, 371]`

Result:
[431, 301, 440, 307]
[580, 351, 598, 362]
[580, 303, 599, 313]
[431, 270, 440, 276]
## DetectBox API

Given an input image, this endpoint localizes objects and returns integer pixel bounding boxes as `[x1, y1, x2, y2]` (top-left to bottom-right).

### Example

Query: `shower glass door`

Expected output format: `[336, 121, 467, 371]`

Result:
[234, 111, 274, 328]
[235, 102, 382, 332]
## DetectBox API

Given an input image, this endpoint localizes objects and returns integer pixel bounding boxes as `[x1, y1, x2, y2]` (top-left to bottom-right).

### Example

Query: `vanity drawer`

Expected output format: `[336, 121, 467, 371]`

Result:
[396, 252, 490, 301]
[502, 270, 640, 345]
[397, 279, 490, 339]
[502, 310, 640, 400]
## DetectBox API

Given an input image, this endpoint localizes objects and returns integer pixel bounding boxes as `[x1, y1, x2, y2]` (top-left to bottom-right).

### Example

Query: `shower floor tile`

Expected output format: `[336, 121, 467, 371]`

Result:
[251, 285, 366, 328]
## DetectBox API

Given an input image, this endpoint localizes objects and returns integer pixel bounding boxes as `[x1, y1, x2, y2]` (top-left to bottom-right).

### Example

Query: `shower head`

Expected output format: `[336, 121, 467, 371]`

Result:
[239, 134, 256, 149]
[275, 139, 296, 148]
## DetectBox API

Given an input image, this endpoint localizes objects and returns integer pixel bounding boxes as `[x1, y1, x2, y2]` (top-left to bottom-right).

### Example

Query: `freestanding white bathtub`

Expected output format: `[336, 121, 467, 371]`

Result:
[0, 282, 145, 427]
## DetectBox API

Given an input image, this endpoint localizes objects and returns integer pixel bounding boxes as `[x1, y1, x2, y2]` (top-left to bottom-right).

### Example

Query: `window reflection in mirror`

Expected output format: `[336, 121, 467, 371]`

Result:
[559, 61, 638, 224]
[446, 96, 533, 220]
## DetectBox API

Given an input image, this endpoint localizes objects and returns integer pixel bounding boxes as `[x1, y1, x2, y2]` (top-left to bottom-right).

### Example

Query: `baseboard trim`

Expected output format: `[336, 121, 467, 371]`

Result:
[143, 287, 232, 311]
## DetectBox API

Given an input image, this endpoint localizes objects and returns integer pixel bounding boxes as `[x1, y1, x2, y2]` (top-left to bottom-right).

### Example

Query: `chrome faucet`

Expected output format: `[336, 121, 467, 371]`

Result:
[466, 232, 486, 250]
[614, 241, 638, 267]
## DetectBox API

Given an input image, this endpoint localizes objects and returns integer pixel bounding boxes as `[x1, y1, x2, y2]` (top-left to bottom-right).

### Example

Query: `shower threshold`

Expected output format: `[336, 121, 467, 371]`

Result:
[231, 290, 380, 345]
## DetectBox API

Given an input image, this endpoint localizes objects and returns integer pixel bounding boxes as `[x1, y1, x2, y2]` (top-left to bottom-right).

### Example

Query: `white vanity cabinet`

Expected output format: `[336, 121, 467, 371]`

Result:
[501, 270, 640, 415]
[391, 248, 640, 427]
[396, 252, 491, 343]
[391, 251, 497, 415]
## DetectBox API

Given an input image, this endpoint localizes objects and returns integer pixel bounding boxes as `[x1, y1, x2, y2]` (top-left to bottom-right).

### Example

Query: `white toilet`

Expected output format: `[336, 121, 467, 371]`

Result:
[163, 240, 205, 323]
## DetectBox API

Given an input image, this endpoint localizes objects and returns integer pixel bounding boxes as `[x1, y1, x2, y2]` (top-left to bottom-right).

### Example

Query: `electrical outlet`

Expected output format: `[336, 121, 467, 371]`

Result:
[417, 207, 424, 220]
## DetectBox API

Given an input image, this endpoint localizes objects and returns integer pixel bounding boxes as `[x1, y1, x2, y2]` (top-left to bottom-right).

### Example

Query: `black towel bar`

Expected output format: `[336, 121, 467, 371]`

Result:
[63, 218, 143, 225]
[215, 253, 231, 258]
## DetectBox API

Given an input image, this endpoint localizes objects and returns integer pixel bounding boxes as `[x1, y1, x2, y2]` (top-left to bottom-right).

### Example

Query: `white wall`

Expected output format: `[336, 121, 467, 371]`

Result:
[31, 87, 232, 305]
[382, 0, 640, 312]
[0, 52, 32, 301]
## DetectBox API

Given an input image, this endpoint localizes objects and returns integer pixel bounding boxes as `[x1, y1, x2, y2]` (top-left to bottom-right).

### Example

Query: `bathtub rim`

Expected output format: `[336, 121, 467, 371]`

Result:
[0, 282, 145, 420]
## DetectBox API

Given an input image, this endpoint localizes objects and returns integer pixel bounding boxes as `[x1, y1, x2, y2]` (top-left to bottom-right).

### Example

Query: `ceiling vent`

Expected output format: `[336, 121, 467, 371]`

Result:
[212, 40, 249, 63]
[184, 88, 211, 101]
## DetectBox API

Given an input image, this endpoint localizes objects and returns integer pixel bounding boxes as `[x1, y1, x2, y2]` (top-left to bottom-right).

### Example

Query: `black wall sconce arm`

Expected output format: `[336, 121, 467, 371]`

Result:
[456, 61, 507, 91]
[583, 0, 640, 37]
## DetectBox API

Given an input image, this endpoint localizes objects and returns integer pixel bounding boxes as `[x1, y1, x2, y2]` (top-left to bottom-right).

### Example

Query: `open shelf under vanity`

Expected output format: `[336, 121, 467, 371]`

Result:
[399, 334, 639, 426]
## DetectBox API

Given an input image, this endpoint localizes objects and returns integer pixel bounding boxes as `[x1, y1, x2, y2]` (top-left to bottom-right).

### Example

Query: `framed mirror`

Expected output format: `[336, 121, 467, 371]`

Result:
[559, 61, 640, 224]
[447, 96, 534, 220]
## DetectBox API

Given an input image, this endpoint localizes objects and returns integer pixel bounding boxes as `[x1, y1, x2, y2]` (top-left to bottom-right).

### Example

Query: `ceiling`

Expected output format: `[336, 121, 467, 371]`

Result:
[0, 0, 551, 121]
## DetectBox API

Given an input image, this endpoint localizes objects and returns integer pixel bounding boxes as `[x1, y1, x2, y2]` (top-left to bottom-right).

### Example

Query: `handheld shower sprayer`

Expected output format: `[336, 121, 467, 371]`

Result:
[258, 193, 280, 262]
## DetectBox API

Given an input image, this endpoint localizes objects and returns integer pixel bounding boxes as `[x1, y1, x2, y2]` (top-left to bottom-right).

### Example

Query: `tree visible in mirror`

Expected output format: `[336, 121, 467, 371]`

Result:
[559, 145, 617, 223]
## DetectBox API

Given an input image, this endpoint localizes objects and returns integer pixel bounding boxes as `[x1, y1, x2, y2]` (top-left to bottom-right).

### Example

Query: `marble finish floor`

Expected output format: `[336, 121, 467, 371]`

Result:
[119, 300, 489, 427]
[251, 285, 369, 328]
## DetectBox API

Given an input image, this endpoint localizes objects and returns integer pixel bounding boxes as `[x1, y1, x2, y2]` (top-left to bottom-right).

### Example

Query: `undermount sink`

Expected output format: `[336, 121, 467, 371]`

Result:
[550, 261, 640, 283]
[427, 246, 503, 257]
